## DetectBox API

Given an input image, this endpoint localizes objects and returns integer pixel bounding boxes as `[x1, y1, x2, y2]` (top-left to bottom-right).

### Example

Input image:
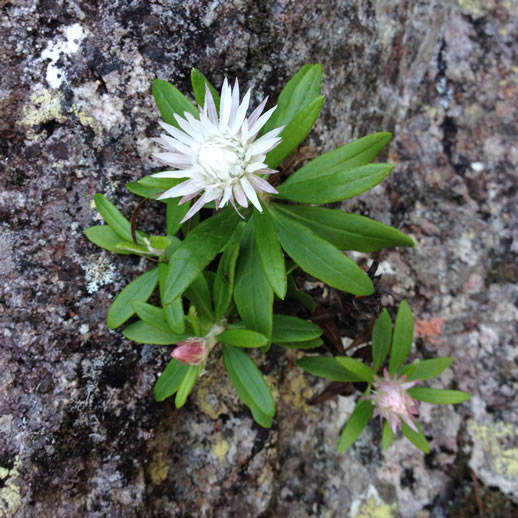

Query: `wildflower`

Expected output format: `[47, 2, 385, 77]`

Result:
[171, 338, 207, 365]
[153, 78, 283, 222]
[363, 369, 419, 434]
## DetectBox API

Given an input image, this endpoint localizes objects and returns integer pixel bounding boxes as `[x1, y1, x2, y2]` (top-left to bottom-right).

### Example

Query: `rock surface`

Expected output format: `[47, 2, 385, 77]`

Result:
[1, 0, 517, 516]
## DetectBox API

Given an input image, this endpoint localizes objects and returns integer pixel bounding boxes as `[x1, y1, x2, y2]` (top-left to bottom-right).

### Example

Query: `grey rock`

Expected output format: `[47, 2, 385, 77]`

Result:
[2, 0, 517, 516]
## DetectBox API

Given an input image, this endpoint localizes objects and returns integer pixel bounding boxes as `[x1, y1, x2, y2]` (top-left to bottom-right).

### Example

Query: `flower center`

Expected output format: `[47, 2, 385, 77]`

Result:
[197, 136, 246, 181]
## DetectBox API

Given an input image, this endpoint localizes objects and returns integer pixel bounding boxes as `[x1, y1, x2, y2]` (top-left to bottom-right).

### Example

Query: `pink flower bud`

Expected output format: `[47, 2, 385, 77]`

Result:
[171, 339, 207, 365]
[363, 369, 419, 434]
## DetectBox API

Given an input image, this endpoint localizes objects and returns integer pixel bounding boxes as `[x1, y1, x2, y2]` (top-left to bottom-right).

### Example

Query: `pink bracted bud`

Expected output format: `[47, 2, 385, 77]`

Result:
[171, 339, 207, 365]
[363, 368, 419, 434]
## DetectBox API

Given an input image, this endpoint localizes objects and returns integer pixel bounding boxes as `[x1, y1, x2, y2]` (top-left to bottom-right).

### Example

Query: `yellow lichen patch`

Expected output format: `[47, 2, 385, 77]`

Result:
[458, 0, 486, 18]
[469, 420, 518, 479]
[70, 104, 98, 133]
[0, 455, 22, 517]
[20, 89, 99, 140]
[350, 485, 398, 518]
[355, 497, 398, 518]
[149, 452, 169, 484]
[21, 89, 66, 132]
[195, 369, 231, 419]
[280, 363, 316, 417]
[212, 438, 229, 463]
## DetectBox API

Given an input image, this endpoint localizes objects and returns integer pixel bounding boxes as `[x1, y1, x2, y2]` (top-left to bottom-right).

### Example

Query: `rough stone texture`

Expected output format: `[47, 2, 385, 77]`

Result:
[1, 0, 517, 516]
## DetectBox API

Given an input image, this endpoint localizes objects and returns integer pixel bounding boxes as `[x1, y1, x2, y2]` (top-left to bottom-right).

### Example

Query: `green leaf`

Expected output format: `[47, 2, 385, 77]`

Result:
[297, 356, 363, 382]
[175, 364, 202, 408]
[408, 387, 470, 404]
[271, 314, 322, 343]
[116, 241, 156, 255]
[158, 262, 186, 334]
[275, 205, 414, 252]
[389, 300, 414, 374]
[139, 176, 182, 189]
[222, 345, 275, 417]
[276, 338, 323, 350]
[217, 329, 268, 348]
[213, 230, 241, 320]
[270, 207, 374, 296]
[214, 241, 241, 320]
[132, 301, 171, 333]
[401, 421, 429, 454]
[164, 208, 240, 304]
[382, 421, 394, 450]
[166, 198, 191, 236]
[261, 64, 323, 135]
[265, 96, 325, 169]
[163, 299, 185, 334]
[93, 194, 146, 244]
[222, 351, 273, 428]
[122, 320, 188, 345]
[249, 405, 274, 429]
[185, 273, 214, 322]
[152, 79, 199, 128]
[280, 132, 392, 186]
[277, 163, 393, 204]
[404, 358, 454, 381]
[126, 182, 167, 200]
[190, 68, 220, 111]
[234, 220, 274, 339]
[149, 236, 172, 250]
[253, 208, 286, 299]
[154, 359, 190, 401]
[372, 309, 392, 371]
[337, 400, 374, 453]
[84, 225, 132, 254]
[107, 268, 158, 329]
[286, 274, 316, 312]
[335, 357, 375, 383]
[187, 305, 201, 336]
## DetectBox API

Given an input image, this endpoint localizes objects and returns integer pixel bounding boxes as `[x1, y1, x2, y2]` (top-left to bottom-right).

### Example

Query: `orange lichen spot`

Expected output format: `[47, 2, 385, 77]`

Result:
[415, 317, 444, 343]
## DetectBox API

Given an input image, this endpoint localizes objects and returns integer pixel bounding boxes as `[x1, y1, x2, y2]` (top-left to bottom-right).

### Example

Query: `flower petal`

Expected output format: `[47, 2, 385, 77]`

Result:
[219, 78, 232, 127]
[230, 88, 251, 135]
[247, 106, 277, 140]
[240, 176, 262, 211]
[247, 135, 281, 157]
[157, 179, 201, 200]
[180, 190, 219, 223]
[153, 152, 192, 167]
[248, 174, 278, 194]
[152, 170, 190, 179]
[247, 96, 268, 128]
[204, 84, 219, 124]
[233, 182, 248, 208]
[229, 78, 240, 127]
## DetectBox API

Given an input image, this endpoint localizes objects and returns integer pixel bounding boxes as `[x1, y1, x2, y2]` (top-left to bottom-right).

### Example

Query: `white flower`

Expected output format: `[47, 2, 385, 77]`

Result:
[363, 369, 419, 434]
[152, 78, 283, 222]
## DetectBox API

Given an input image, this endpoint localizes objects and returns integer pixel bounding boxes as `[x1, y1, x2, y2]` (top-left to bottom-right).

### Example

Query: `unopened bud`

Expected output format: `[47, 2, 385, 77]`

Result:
[171, 339, 207, 365]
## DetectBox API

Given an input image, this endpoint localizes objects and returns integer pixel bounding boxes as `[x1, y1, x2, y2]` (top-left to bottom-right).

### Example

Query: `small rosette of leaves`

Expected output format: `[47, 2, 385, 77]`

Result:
[298, 300, 470, 453]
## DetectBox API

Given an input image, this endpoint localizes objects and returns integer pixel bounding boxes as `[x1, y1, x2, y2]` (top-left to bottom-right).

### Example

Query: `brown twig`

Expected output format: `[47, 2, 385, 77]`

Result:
[469, 468, 485, 518]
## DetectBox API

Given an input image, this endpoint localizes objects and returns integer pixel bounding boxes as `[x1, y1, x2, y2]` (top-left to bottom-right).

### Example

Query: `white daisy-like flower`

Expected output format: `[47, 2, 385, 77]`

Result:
[152, 78, 283, 222]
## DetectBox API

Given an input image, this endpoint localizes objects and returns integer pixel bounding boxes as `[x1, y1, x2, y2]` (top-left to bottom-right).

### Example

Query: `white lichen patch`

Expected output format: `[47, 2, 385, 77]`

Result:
[82, 256, 117, 293]
[72, 81, 124, 133]
[0, 455, 22, 517]
[40, 23, 88, 89]
[468, 419, 518, 502]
